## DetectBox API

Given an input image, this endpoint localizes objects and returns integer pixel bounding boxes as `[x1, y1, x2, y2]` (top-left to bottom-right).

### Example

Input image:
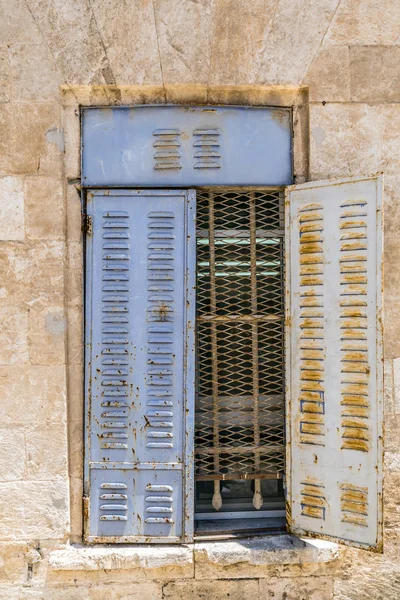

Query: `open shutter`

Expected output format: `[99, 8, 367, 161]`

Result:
[84, 189, 195, 543]
[286, 175, 383, 550]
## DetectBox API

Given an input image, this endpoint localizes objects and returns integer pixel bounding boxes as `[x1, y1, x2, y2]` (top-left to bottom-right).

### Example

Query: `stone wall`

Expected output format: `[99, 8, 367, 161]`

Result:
[0, 0, 400, 598]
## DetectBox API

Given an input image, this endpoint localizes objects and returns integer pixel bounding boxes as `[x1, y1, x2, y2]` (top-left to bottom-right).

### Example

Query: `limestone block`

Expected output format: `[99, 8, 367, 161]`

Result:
[254, 0, 340, 86]
[384, 360, 394, 415]
[25, 0, 110, 85]
[194, 536, 340, 579]
[66, 242, 83, 306]
[153, 0, 213, 85]
[68, 420, 83, 479]
[66, 306, 83, 366]
[87, 583, 162, 600]
[0, 103, 62, 176]
[0, 306, 29, 366]
[393, 358, 400, 413]
[9, 43, 62, 102]
[0, 47, 11, 103]
[304, 47, 350, 102]
[39, 583, 163, 600]
[67, 363, 84, 423]
[324, 0, 400, 45]
[384, 415, 400, 453]
[29, 306, 66, 365]
[0, 481, 69, 540]
[48, 544, 194, 582]
[309, 103, 382, 180]
[63, 108, 81, 181]
[0, 428, 26, 481]
[66, 184, 82, 243]
[0, 176, 24, 241]
[0, 586, 43, 599]
[25, 177, 64, 240]
[0, 0, 42, 45]
[383, 473, 400, 529]
[0, 543, 28, 584]
[208, 0, 277, 86]
[164, 579, 259, 600]
[385, 452, 400, 472]
[164, 84, 208, 105]
[259, 576, 333, 599]
[0, 241, 65, 308]
[90, 0, 162, 86]
[334, 561, 400, 600]
[350, 47, 400, 103]
[25, 423, 68, 481]
[69, 476, 83, 541]
[0, 365, 67, 426]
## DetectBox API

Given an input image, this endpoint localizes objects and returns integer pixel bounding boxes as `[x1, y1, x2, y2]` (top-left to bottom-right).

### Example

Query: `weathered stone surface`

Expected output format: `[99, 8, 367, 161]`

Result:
[304, 47, 350, 102]
[255, 0, 340, 85]
[0, 428, 26, 481]
[0, 0, 42, 45]
[28, 306, 66, 365]
[91, 0, 162, 85]
[0, 103, 61, 176]
[25, 176, 64, 240]
[66, 241, 83, 306]
[49, 544, 194, 582]
[309, 103, 382, 180]
[163, 578, 259, 600]
[0, 306, 29, 365]
[66, 306, 83, 365]
[153, 0, 213, 85]
[0, 481, 69, 540]
[350, 47, 400, 103]
[324, 0, 400, 45]
[0, 543, 28, 584]
[25, 0, 109, 85]
[25, 423, 68, 481]
[0, 47, 11, 103]
[66, 184, 82, 242]
[259, 576, 333, 599]
[0, 241, 65, 308]
[9, 43, 62, 102]
[207, 0, 276, 85]
[0, 365, 67, 425]
[194, 536, 340, 579]
[392, 358, 400, 413]
[0, 176, 24, 241]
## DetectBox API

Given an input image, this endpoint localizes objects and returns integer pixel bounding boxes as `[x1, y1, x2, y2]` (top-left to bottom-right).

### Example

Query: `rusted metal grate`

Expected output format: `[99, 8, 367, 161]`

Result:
[195, 189, 285, 505]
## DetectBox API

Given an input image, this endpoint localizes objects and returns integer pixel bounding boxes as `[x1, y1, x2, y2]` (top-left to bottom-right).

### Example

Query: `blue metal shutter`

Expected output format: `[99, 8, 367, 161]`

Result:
[84, 189, 196, 543]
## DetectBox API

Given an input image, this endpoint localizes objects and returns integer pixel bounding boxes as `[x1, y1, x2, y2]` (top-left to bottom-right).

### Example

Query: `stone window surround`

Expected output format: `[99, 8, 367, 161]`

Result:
[63, 86, 331, 572]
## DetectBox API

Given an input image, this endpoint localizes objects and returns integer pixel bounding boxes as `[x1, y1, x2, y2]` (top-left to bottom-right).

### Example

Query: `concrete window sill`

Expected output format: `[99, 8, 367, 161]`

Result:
[48, 535, 340, 579]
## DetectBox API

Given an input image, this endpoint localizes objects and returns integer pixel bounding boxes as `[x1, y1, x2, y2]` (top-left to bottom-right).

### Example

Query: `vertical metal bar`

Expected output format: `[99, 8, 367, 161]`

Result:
[249, 192, 263, 508]
[209, 191, 222, 510]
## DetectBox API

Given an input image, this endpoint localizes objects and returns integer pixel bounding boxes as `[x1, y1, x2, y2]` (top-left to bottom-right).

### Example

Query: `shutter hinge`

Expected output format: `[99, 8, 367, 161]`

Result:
[84, 214, 93, 235]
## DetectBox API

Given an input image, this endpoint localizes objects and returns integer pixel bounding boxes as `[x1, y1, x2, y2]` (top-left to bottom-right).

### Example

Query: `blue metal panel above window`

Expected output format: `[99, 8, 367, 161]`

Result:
[81, 106, 292, 187]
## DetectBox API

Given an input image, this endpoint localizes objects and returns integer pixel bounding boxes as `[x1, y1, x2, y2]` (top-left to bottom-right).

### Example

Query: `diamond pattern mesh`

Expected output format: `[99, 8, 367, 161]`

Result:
[195, 189, 285, 480]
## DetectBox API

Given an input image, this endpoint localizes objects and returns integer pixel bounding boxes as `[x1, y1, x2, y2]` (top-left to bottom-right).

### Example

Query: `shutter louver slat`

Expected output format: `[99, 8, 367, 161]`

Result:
[286, 176, 383, 551]
[85, 189, 195, 543]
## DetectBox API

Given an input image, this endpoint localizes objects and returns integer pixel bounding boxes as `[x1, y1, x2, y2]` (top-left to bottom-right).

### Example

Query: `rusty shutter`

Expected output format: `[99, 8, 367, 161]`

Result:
[84, 189, 195, 543]
[286, 175, 383, 550]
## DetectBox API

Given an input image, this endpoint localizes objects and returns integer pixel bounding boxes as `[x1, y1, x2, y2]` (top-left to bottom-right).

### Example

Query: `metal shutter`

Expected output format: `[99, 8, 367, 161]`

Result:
[286, 175, 383, 550]
[84, 189, 195, 543]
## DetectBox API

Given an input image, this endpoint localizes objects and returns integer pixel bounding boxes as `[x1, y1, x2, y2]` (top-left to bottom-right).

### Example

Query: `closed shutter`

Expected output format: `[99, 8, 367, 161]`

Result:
[286, 175, 383, 550]
[84, 189, 196, 543]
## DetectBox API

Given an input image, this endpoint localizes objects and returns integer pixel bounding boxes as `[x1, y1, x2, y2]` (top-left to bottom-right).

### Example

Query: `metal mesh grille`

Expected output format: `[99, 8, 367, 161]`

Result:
[195, 189, 285, 481]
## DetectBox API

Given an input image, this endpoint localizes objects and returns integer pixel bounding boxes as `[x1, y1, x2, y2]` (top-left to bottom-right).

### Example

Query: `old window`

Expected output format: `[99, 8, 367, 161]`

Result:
[195, 189, 285, 530]
[82, 106, 383, 551]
